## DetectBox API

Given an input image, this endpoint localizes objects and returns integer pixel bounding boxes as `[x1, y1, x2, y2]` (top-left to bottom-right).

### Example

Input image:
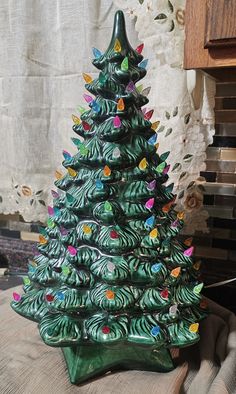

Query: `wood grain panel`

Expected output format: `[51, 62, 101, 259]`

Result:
[184, 0, 236, 70]
[205, 0, 236, 47]
[215, 110, 236, 123]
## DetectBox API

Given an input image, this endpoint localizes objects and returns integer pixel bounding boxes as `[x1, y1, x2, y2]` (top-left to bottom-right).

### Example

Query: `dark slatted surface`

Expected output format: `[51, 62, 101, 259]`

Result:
[197, 82, 236, 310]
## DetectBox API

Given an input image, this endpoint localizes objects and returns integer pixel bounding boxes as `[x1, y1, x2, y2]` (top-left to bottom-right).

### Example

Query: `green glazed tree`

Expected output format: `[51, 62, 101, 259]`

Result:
[11, 10, 208, 385]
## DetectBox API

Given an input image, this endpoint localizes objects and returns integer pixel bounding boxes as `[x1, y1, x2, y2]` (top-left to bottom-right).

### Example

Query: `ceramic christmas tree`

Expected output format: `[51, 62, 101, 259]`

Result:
[11, 10, 208, 385]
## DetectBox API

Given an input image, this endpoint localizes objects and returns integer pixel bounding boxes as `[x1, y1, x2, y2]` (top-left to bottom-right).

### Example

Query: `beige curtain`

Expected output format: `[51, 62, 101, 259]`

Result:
[0, 0, 215, 233]
[0, 0, 138, 222]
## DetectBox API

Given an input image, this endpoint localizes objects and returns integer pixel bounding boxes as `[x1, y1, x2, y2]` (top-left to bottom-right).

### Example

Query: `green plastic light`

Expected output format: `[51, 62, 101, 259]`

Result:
[105, 201, 112, 211]
[136, 84, 143, 93]
[193, 283, 204, 294]
[77, 106, 86, 114]
[99, 73, 106, 83]
[155, 162, 166, 173]
[23, 277, 31, 285]
[121, 56, 129, 71]
[79, 144, 89, 155]
[47, 218, 55, 228]
[62, 266, 70, 275]
[66, 193, 75, 203]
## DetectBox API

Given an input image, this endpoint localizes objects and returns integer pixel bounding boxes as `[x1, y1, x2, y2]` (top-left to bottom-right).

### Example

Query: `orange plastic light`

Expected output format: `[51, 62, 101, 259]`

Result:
[177, 211, 185, 220]
[139, 158, 147, 170]
[103, 165, 111, 177]
[184, 237, 193, 247]
[162, 202, 172, 213]
[39, 235, 47, 244]
[117, 98, 125, 111]
[72, 114, 81, 124]
[82, 73, 93, 83]
[170, 267, 181, 278]
[189, 323, 199, 333]
[193, 261, 201, 270]
[55, 170, 63, 180]
[83, 225, 92, 235]
[67, 167, 77, 177]
[114, 38, 121, 52]
[149, 228, 159, 239]
[151, 121, 160, 131]
[200, 299, 208, 309]
[105, 290, 115, 300]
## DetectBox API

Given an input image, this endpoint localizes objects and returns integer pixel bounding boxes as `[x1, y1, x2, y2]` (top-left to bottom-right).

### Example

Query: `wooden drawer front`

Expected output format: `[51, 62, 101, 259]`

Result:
[205, 0, 236, 48]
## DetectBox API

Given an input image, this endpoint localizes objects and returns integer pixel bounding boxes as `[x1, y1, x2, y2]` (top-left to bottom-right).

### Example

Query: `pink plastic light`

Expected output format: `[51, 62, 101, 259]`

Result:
[113, 116, 121, 128]
[13, 292, 21, 302]
[163, 165, 170, 175]
[83, 94, 93, 103]
[51, 190, 59, 199]
[147, 180, 156, 191]
[145, 198, 154, 209]
[67, 245, 77, 256]
[126, 81, 135, 93]
[184, 246, 194, 257]
[48, 206, 54, 216]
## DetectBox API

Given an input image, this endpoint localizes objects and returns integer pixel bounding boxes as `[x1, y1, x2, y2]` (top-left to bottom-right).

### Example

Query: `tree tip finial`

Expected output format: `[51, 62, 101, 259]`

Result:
[110, 10, 130, 51]
[114, 10, 125, 23]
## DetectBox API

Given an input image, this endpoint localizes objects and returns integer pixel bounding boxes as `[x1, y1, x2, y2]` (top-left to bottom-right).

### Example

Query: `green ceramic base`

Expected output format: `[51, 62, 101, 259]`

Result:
[62, 343, 175, 384]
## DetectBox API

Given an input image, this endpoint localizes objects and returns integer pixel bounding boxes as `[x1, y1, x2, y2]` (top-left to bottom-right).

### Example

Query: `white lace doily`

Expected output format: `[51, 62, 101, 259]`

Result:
[114, 0, 216, 233]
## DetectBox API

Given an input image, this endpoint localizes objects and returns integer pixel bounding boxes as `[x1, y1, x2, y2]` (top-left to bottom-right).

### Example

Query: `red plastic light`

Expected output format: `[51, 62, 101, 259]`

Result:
[102, 326, 110, 334]
[46, 294, 54, 302]
[160, 289, 169, 299]
[144, 109, 154, 120]
[82, 121, 91, 131]
[110, 230, 119, 239]
[136, 43, 144, 54]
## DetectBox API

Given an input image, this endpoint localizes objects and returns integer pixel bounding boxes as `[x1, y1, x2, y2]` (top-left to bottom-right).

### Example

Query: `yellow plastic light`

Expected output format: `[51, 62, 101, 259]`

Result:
[151, 121, 160, 131]
[39, 235, 47, 244]
[72, 114, 81, 124]
[83, 225, 92, 235]
[189, 323, 199, 333]
[114, 38, 121, 52]
[139, 158, 147, 170]
[67, 167, 77, 177]
[82, 73, 93, 83]
[55, 170, 63, 180]
[149, 228, 159, 239]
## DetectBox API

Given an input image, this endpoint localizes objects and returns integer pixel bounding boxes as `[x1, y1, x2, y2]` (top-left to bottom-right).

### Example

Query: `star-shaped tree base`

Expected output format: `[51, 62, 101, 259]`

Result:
[62, 344, 175, 385]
